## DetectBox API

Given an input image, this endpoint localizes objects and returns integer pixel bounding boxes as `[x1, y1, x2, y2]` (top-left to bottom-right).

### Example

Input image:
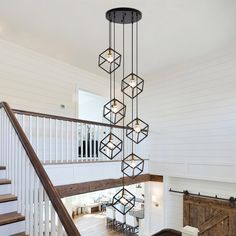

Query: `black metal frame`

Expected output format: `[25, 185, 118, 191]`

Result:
[112, 188, 136, 215]
[99, 132, 122, 160]
[169, 188, 236, 206]
[103, 98, 126, 125]
[106, 8, 142, 24]
[98, 48, 121, 74]
[121, 73, 144, 99]
[121, 153, 144, 179]
[126, 117, 149, 144]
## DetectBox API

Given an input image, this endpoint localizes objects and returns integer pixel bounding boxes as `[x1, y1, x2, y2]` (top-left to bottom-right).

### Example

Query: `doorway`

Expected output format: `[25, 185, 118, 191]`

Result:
[78, 90, 107, 123]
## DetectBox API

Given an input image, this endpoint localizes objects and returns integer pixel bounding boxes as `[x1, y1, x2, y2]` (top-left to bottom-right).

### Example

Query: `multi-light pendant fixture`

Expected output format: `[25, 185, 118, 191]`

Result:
[98, 7, 149, 215]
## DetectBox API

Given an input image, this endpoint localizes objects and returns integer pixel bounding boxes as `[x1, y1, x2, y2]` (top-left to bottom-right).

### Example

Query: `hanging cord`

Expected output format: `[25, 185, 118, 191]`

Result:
[109, 19, 111, 49]
[122, 16, 125, 189]
[113, 14, 116, 100]
[136, 20, 139, 119]
[109, 20, 112, 133]
[131, 19, 134, 155]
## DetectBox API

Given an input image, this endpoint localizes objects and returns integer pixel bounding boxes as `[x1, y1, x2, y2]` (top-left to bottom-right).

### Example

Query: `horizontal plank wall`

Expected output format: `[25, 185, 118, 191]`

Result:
[56, 174, 163, 198]
[140, 46, 236, 182]
[0, 39, 109, 117]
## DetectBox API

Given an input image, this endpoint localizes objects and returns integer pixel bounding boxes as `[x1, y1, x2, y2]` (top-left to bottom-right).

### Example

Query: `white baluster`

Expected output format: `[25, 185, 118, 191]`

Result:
[3, 113, 7, 167]
[8, 120, 12, 183]
[6, 119, 10, 178]
[25, 158, 30, 234]
[36, 117, 39, 158]
[98, 126, 101, 161]
[51, 202, 56, 236]
[0, 109, 2, 166]
[94, 125, 97, 160]
[58, 221, 63, 236]
[76, 123, 79, 162]
[34, 174, 39, 235]
[61, 120, 64, 163]
[81, 124, 84, 162]
[9, 122, 13, 192]
[29, 166, 34, 236]
[21, 153, 26, 216]
[43, 117, 46, 163]
[71, 122, 74, 162]
[55, 120, 58, 163]
[14, 132, 18, 195]
[17, 141, 22, 213]
[39, 182, 44, 236]
[66, 122, 69, 162]
[45, 193, 50, 236]
[49, 119, 52, 163]
[85, 124, 88, 161]
[89, 125, 92, 161]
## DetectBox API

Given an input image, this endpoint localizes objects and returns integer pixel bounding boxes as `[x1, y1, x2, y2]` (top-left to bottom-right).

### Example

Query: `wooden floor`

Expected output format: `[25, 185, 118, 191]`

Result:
[74, 213, 135, 236]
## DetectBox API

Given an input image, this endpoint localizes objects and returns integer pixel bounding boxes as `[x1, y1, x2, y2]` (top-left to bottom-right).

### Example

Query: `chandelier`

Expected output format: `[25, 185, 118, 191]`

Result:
[98, 7, 149, 215]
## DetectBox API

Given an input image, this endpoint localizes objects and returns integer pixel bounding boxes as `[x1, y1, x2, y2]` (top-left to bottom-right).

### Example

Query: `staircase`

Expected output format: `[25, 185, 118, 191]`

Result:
[0, 166, 26, 235]
[0, 102, 80, 236]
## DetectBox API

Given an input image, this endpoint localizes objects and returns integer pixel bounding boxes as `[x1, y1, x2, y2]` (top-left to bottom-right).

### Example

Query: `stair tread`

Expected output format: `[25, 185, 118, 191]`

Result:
[0, 179, 11, 185]
[11, 232, 27, 236]
[0, 166, 6, 170]
[0, 194, 17, 203]
[0, 212, 25, 226]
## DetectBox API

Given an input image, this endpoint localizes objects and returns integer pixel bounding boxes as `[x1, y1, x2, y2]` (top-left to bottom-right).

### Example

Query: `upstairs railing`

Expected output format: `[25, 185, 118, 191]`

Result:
[0, 102, 80, 235]
[13, 108, 134, 164]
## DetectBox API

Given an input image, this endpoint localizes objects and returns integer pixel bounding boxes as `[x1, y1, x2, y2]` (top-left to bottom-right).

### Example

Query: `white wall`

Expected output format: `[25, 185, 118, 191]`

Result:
[44, 160, 149, 186]
[138, 45, 236, 234]
[140, 45, 236, 183]
[0, 39, 109, 117]
[78, 90, 107, 122]
[143, 182, 164, 236]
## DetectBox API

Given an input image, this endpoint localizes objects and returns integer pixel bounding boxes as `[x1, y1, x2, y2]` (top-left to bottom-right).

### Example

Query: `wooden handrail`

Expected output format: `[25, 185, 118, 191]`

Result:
[152, 228, 181, 236]
[0, 102, 80, 236]
[13, 108, 131, 130]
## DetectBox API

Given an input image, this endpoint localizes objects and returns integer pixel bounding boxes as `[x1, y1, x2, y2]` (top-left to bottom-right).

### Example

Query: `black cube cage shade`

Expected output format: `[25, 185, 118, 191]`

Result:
[106, 8, 142, 24]
[98, 48, 121, 74]
[121, 73, 144, 99]
[103, 98, 126, 125]
[112, 188, 136, 215]
[99, 132, 122, 160]
[121, 153, 144, 179]
[126, 118, 149, 144]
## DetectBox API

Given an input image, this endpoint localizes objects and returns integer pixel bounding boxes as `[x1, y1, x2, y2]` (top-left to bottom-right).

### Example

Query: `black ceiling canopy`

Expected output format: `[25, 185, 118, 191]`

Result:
[106, 7, 142, 24]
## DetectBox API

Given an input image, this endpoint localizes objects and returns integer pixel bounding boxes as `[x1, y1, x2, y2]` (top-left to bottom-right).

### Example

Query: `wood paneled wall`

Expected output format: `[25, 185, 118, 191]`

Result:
[184, 195, 236, 236]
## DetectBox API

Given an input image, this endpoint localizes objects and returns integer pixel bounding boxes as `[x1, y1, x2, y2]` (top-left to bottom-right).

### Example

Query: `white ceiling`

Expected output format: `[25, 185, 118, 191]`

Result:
[0, 0, 236, 77]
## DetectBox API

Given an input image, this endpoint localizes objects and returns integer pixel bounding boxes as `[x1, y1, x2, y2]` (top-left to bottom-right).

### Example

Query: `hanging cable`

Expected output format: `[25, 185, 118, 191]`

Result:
[109, 20, 112, 133]
[131, 18, 134, 155]
[136, 20, 139, 119]
[113, 13, 116, 100]
[122, 15, 125, 189]
[109, 19, 111, 49]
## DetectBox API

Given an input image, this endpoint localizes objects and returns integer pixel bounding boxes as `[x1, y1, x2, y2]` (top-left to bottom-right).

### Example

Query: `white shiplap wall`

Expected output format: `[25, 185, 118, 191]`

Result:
[0, 39, 109, 117]
[139, 46, 236, 233]
[140, 45, 236, 183]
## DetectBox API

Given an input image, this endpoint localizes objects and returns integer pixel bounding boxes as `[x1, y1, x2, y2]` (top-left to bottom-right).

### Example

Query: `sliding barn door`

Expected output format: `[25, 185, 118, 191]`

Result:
[183, 195, 236, 236]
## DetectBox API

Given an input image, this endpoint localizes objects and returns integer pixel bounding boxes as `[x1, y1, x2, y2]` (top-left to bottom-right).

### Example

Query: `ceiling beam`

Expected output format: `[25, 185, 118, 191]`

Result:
[56, 174, 163, 198]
